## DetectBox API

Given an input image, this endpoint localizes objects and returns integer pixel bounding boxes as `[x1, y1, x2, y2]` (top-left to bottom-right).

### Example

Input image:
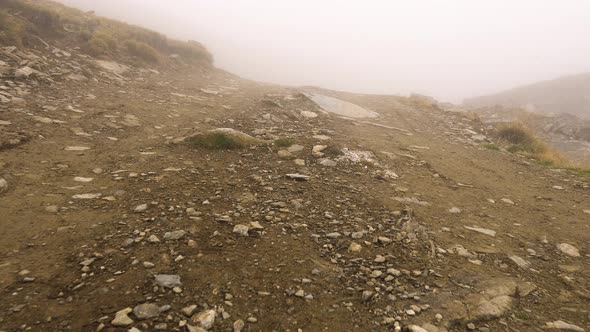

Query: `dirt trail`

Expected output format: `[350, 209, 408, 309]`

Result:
[0, 43, 589, 332]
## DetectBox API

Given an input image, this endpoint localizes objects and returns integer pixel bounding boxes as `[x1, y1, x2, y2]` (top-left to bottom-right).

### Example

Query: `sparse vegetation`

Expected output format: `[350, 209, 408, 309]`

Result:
[496, 122, 568, 166]
[124, 39, 159, 63]
[187, 132, 246, 150]
[274, 137, 295, 147]
[0, 0, 213, 65]
[483, 143, 500, 151]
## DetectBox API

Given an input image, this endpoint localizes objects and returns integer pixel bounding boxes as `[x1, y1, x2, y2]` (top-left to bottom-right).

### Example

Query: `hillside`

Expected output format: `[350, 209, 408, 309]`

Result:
[464, 73, 590, 119]
[1, 1, 589, 332]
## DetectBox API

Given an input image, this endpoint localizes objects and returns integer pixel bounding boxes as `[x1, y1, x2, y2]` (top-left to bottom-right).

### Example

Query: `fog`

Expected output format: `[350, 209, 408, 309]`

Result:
[57, 0, 590, 103]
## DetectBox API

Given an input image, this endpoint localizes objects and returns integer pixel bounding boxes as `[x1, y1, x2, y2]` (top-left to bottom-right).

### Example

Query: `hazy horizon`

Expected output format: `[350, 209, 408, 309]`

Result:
[56, 0, 590, 103]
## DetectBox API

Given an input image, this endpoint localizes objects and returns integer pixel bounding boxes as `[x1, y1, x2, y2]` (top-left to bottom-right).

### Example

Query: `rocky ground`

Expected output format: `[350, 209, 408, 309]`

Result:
[0, 42, 589, 332]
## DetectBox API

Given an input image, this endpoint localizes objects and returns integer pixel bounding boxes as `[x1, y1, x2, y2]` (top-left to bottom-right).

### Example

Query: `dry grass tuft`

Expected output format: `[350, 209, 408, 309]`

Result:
[497, 122, 570, 167]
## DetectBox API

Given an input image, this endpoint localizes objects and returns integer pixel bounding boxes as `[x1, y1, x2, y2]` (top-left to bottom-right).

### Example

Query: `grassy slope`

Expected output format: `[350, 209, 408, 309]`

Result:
[0, 0, 213, 65]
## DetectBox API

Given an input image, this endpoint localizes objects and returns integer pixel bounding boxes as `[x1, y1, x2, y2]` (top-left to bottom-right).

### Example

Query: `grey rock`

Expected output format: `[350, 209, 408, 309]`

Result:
[326, 232, 341, 239]
[155, 274, 182, 288]
[163, 230, 186, 240]
[133, 303, 160, 319]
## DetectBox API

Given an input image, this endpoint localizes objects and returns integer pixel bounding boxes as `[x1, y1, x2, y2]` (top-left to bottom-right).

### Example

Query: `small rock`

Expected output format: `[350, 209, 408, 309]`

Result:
[154, 274, 182, 288]
[286, 173, 310, 181]
[133, 303, 160, 319]
[163, 230, 186, 240]
[448, 207, 462, 214]
[348, 242, 362, 252]
[501, 198, 515, 205]
[361, 290, 373, 302]
[544, 320, 585, 331]
[148, 235, 161, 243]
[300, 111, 318, 118]
[134, 204, 148, 212]
[191, 310, 216, 329]
[277, 150, 295, 160]
[74, 176, 94, 183]
[233, 224, 249, 236]
[233, 319, 245, 332]
[378, 236, 393, 244]
[111, 307, 133, 326]
[464, 226, 496, 237]
[45, 205, 59, 213]
[509, 255, 531, 269]
[182, 305, 197, 316]
[557, 243, 580, 257]
[0, 178, 8, 192]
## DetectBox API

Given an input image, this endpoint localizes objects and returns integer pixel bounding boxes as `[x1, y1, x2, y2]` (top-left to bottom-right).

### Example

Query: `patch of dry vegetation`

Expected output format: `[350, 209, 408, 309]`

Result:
[0, 0, 213, 65]
[497, 122, 570, 167]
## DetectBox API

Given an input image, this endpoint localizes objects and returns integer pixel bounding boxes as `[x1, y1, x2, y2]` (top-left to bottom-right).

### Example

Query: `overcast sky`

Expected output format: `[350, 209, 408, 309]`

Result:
[57, 0, 590, 103]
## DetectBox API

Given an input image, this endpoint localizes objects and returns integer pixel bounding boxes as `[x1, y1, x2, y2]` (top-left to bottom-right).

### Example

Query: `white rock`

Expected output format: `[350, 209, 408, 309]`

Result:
[557, 243, 580, 257]
[286, 173, 310, 181]
[509, 255, 531, 269]
[464, 226, 496, 237]
[65, 146, 91, 151]
[72, 193, 101, 199]
[448, 207, 462, 214]
[74, 177, 94, 183]
[191, 309, 216, 329]
[544, 320, 585, 331]
[111, 307, 134, 326]
[134, 204, 148, 212]
[545, 320, 585, 332]
[501, 198, 515, 205]
[15, 66, 34, 78]
[300, 111, 318, 118]
[233, 224, 249, 236]
[348, 242, 362, 252]
[0, 178, 7, 192]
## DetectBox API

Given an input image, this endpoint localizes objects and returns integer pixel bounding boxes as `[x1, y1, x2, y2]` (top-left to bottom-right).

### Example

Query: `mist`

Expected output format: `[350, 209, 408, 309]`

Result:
[56, 0, 590, 103]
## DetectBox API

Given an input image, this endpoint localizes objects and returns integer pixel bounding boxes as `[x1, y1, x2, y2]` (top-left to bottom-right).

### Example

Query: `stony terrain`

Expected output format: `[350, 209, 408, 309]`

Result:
[1, 19, 590, 332]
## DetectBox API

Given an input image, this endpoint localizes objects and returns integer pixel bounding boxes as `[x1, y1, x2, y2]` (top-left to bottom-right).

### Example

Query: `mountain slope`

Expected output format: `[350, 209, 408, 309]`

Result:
[0, 1, 589, 332]
[464, 73, 590, 119]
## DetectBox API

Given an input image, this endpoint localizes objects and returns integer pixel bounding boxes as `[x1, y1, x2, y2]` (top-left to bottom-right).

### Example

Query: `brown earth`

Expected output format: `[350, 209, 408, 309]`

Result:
[1, 32, 589, 332]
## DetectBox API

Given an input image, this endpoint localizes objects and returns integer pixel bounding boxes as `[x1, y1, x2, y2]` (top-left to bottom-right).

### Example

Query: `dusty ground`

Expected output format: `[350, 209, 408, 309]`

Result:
[0, 43, 589, 332]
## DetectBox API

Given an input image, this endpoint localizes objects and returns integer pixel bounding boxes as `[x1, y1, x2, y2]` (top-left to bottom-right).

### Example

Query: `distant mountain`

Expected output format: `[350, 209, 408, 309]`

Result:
[464, 73, 590, 119]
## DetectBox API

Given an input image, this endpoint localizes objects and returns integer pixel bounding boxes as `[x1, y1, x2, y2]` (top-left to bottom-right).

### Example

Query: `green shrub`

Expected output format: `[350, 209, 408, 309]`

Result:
[125, 39, 159, 63]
